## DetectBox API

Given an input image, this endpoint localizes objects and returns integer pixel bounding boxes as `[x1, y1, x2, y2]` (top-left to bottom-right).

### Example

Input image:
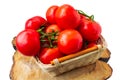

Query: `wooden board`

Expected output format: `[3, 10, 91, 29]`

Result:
[10, 49, 112, 80]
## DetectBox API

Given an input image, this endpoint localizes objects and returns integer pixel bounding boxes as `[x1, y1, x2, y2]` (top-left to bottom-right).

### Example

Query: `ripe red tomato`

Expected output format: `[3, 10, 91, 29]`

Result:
[39, 47, 63, 64]
[58, 29, 83, 55]
[79, 14, 87, 24]
[55, 4, 80, 30]
[46, 5, 59, 24]
[79, 19, 102, 41]
[45, 24, 61, 33]
[16, 29, 40, 56]
[44, 24, 61, 47]
[87, 42, 96, 48]
[25, 16, 47, 30]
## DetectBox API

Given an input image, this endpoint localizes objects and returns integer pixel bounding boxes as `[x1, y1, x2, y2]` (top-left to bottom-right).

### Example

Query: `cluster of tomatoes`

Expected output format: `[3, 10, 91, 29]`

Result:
[16, 4, 102, 64]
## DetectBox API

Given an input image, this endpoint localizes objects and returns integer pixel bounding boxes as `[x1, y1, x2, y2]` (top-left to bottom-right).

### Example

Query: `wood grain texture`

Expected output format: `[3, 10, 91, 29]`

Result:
[99, 49, 111, 62]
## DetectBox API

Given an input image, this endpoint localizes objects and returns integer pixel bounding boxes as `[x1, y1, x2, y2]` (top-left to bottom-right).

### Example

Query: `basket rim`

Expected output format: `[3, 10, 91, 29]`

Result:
[35, 35, 107, 69]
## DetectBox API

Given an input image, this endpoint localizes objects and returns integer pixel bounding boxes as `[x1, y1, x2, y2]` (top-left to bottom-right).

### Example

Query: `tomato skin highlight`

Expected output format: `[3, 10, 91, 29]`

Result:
[55, 4, 80, 30]
[16, 29, 40, 56]
[46, 5, 59, 24]
[39, 47, 63, 64]
[79, 19, 102, 41]
[25, 16, 46, 30]
[58, 29, 83, 55]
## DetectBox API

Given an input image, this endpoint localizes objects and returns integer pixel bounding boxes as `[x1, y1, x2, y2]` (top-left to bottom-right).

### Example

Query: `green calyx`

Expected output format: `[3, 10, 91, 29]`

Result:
[37, 26, 58, 48]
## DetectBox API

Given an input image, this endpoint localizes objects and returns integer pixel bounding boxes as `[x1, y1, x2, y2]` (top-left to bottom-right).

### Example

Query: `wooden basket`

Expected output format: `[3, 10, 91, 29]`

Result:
[36, 36, 107, 76]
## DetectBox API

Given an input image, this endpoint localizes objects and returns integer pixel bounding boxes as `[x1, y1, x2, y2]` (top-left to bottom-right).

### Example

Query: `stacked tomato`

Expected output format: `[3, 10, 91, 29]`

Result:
[16, 4, 102, 64]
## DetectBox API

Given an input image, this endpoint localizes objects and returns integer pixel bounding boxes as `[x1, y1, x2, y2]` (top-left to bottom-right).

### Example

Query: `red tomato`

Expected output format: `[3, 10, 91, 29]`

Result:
[25, 16, 47, 30]
[45, 24, 61, 33]
[81, 41, 88, 50]
[76, 14, 87, 30]
[55, 4, 80, 30]
[79, 14, 87, 24]
[80, 14, 86, 20]
[58, 29, 83, 55]
[45, 24, 61, 46]
[79, 19, 102, 41]
[16, 29, 40, 56]
[87, 42, 96, 48]
[39, 47, 63, 64]
[46, 5, 59, 24]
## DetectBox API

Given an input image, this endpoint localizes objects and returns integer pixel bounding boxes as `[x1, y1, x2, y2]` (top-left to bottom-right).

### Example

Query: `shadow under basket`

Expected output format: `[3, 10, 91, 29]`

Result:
[36, 36, 107, 76]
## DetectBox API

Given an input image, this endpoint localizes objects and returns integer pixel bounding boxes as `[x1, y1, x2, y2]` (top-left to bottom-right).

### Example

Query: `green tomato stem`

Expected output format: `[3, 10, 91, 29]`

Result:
[78, 10, 94, 21]
[37, 27, 58, 48]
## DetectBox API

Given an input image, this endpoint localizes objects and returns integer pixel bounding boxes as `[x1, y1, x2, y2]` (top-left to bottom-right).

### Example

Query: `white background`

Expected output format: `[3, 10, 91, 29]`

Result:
[0, 0, 119, 80]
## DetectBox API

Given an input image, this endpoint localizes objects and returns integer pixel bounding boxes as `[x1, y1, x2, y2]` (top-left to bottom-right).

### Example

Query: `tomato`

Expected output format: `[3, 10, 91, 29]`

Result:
[80, 14, 86, 20]
[16, 29, 40, 56]
[79, 19, 102, 41]
[81, 41, 96, 50]
[25, 16, 47, 30]
[39, 47, 63, 64]
[87, 42, 96, 48]
[81, 41, 88, 50]
[45, 24, 61, 33]
[79, 14, 87, 25]
[76, 14, 86, 30]
[55, 4, 80, 30]
[58, 29, 83, 55]
[46, 5, 59, 24]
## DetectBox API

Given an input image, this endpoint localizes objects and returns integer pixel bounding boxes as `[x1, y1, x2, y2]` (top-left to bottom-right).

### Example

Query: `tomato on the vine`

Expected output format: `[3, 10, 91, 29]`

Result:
[45, 24, 61, 33]
[79, 19, 102, 41]
[58, 29, 83, 55]
[55, 4, 80, 30]
[25, 16, 47, 30]
[39, 47, 63, 64]
[16, 29, 40, 56]
[46, 5, 59, 24]
[45, 24, 61, 46]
